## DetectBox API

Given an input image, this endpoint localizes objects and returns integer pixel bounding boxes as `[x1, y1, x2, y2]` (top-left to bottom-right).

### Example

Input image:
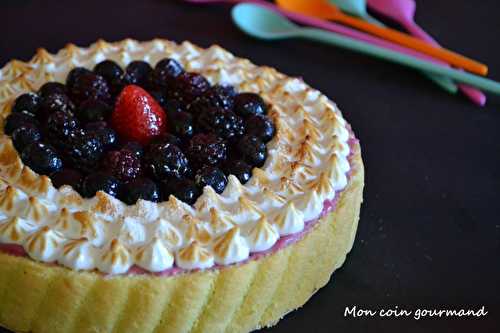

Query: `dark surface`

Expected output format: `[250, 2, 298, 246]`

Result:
[1, 0, 499, 332]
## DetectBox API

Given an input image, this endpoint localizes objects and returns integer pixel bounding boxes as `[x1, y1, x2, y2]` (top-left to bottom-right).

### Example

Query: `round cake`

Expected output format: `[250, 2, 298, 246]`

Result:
[0, 39, 364, 333]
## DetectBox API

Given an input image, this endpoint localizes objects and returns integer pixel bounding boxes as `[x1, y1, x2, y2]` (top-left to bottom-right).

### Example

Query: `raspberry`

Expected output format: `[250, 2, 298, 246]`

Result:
[101, 149, 142, 181]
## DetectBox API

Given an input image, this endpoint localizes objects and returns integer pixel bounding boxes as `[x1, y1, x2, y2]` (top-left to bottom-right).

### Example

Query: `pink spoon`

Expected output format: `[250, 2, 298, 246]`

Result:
[185, 0, 452, 72]
[367, 0, 486, 106]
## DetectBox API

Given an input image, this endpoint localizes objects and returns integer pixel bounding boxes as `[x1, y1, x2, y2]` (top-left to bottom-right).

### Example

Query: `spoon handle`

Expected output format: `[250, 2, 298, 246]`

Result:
[400, 19, 487, 106]
[299, 28, 500, 94]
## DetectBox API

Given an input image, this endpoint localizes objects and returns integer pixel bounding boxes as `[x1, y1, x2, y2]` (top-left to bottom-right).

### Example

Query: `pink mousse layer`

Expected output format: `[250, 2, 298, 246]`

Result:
[0, 134, 358, 277]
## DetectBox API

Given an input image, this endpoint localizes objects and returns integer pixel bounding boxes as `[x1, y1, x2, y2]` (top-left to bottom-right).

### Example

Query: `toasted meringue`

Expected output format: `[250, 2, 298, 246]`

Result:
[213, 227, 249, 265]
[135, 237, 174, 272]
[176, 241, 214, 270]
[246, 217, 279, 252]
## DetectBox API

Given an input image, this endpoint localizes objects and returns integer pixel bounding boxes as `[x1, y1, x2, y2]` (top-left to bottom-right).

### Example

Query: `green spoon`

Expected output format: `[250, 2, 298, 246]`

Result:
[231, 3, 500, 95]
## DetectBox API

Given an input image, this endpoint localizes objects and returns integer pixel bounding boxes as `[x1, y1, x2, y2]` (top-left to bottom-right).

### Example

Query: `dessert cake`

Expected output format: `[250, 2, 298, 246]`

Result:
[0, 39, 364, 333]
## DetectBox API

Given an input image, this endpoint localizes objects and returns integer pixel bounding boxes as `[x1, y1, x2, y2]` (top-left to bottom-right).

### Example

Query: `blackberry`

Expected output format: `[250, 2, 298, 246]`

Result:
[161, 178, 200, 205]
[85, 122, 117, 151]
[50, 168, 83, 191]
[149, 90, 169, 110]
[144, 142, 190, 180]
[77, 99, 112, 123]
[69, 73, 110, 104]
[40, 93, 75, 117]
[223, 159, 252, 184]
[12, 93, 41, 115]
[101, 149, 142, 181]
[202, 85, 236, 110]
[186, 133, 227, 169]
[149, 133, 182, 147]
[66, 67, 93, 90]
[12, 125, 42, 152]
[170, 111, 194, 140]
[237, 135, 267, 167]
[195, 165, 227, 194]
[46, 111, 79, 143]
[120, 178, 160, 205]
[124, 60, 152, 88]
[4, 112, 39, 135]
[245, 114, 275, 142]
[121, 141, 143, 158]
[39, 82, 67, 98]
[81, 172, 120, 198]
[196, 107, 245, 140]
[21, 142, 62, 175]
[234, 93, 268, 117]
[63, 130, 104, 173]
[151, 58, 184, 89]
[173, 72, 210, 102]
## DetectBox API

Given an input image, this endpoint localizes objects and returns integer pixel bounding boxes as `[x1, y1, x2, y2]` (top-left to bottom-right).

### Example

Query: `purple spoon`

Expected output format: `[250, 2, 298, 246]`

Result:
[367, 0, 486, 106]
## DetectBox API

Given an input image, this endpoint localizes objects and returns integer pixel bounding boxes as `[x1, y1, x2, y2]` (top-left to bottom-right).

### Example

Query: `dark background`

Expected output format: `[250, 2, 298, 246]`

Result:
[1, 0, 499, 332]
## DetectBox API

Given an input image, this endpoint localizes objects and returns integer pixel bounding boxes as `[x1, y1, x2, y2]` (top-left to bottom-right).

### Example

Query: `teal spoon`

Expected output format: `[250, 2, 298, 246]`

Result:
[231, 4, 500, 95]
[328, 0, 457, 94]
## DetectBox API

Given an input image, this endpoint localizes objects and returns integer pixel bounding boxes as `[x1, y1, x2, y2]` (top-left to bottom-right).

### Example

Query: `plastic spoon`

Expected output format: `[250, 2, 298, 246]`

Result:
[274, 0, 487, 75]
[328, 0, 456, 94]
[231, 4, 500, 94]
[367, 0, 486, 106]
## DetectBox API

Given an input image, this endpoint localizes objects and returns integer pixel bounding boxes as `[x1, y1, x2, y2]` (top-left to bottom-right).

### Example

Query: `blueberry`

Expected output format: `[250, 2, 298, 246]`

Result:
[196, 107, 245, 140]
[171, 111, 194, 140]
[85, 122, 117, 150]
[4, 112, 39, 135]
[40, 93, 75, 117]
[46, 111, 79, 143]
[120, 178, 160, 205]
[162, 178, 200, 205]
[165, 99, 188, 119]
[77, 99, 112, 122]
[144, 142, 190, 180]
[121, 141, 143, 158]
[66, 67, 93, 90]
[149, 90, 169, 110]
[195, 165, 227, 194]
[81, 172, 120, 198]
[69, 73, 110, 104]
[94, 60, 123, 84]
[149, 133, 182, 147]
[12, 125, 41, 152]
[39, 82, 67, 98]
[151, 58, 184, 89]
[21, 142, 62, 175]
[186, 133, 227, 169]
[124, 60, 153, 88]
[223, 159, 252, 184]
[12, 93, 41, 115]
[50, 168, 83, 191]
[101, 149, 142, 181]
[234, 93, 268, 117]
[173, 72, 210, 102]
[245, 114, 275, 142]
[237, 135, 267, 167]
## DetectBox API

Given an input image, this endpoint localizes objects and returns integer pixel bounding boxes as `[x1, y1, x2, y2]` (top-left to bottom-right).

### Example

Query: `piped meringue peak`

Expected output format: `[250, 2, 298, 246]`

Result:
[0, 39, 353, 274]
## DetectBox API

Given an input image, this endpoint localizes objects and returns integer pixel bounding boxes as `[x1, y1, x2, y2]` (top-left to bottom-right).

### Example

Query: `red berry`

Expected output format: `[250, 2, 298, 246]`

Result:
[111, 85, 167, 145]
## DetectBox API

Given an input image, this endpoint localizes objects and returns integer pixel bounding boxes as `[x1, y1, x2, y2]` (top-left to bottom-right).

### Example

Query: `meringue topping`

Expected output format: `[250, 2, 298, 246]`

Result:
[246, 217, 279, 252]
[154, 219, 183, 250]
[97, 239, 132, 275]
[135, 237, 174, 272]
[274, 202, 304, 236]
[213, 227, 249, 265]
[58, 238, 96, 271]
[176, 241, 214, 270]
[0, 217, 38, 244]
[24, 226, 66, 262]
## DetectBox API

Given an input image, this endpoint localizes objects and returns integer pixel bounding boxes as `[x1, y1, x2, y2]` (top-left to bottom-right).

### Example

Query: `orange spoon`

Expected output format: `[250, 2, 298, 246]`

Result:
[276, 0, 488, 76]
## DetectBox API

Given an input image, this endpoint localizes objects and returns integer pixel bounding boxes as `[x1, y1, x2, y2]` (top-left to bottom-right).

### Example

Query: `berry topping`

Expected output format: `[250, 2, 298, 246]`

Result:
[40, 93, 75, 116]
[150, 133, 182, 147]
[46, 111, 79, 142]
[121, 141, 143, 158]
[202, 84, 237, 110]
[124, 60, 152, 88]
[196, 107, 244, 140]
[111, 85, 167, 145]
[77, 99, 112, 123]
[81, 172, 120, 198]
[12, 93, 41, 115]
[94, 60, 124, 85]
[237, 135, 267, 167]
[151, 58, 184, 89]
[70, 73, 110, 104]
[170, 111, 194, 140]
[162, 178, 200, 205]
[223, 159, 252, 184]
[144, 142, 190, 180]
[186, 133, 227, 169]
[39, 82, 67, 98]
[85, 122, 118, 150]
[63, 130, 103, 173]
[12, 124, 41, 152]
[149, 90, 169, 110]
[50, 168, 83, 191]
[21, 142, 62, 175]
[102, 149, 142, 181]
[174, 72, 210, 102]
[4, 112, 39, 135]
[234, 93, 268, 117]
[245, 114, 276, 143]
[195, 165, 227, 194]
[66, 67, 93, 90]
[120, 178, 160, 205]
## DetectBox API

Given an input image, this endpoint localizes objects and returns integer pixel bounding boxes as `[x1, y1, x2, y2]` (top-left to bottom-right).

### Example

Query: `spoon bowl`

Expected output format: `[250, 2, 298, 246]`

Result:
[328, 0, 383, 25]
[368, 0, 415, 23]
[232, 4, 300, 40]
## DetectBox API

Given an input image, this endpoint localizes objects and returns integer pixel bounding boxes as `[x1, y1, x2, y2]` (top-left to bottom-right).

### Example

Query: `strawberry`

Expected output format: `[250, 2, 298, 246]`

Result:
[111, 85, 167, 145]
